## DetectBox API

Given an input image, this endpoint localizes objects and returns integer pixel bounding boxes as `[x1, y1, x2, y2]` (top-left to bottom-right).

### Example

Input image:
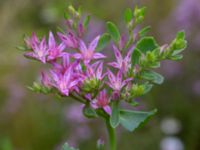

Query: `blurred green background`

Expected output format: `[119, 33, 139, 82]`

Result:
[0, 0, 200, 149]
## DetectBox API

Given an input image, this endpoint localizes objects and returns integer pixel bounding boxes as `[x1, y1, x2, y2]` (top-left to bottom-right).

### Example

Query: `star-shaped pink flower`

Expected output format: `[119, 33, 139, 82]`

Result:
[73, 36, 106, 64]
[108, 45, 133, 74]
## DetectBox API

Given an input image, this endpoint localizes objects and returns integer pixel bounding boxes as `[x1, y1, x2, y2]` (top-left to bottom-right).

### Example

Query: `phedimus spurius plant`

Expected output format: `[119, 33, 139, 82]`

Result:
[19, 5, 187, 150]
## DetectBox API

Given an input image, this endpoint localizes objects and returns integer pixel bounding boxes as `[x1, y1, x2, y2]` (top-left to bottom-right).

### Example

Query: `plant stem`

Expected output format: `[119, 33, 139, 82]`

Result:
[105, 118, 117, 150]
[69, 93, 86, 104]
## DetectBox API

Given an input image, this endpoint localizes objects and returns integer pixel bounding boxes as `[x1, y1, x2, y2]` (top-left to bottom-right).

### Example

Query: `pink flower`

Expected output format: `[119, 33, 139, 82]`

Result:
[57, 32, 79, 49]
[51, 54, 71, 75]
[92, 90, 111, 115]
[85, 61, 106, 80]
[24, 33, 48, 63]
[108, 45, 133, 74]
[52, 54, 84, 83]
[106, 69, 132, 94]
[73, 36, 106, 64]
[47, 32, 66, 61]
[50, 67, 79, 96]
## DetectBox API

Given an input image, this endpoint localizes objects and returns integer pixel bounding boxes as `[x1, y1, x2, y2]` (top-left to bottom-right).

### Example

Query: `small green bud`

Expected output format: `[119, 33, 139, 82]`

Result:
[129, 83, 153, 98]
[134, 6, 146, 24]
[28, 82, 51, 94]
[146, 51, 156, 62]
[82, 78, 100, 93]
[130, 84, 145, 97]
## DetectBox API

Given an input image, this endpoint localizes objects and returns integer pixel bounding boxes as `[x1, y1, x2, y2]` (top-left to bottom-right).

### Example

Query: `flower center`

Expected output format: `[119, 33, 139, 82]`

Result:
[84, 51, 93, 60]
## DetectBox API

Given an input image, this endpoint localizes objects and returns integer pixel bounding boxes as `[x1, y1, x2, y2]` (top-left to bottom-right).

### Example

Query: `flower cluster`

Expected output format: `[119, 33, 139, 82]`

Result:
[24, 26, 134, 115]
[22, 5, 186, 134]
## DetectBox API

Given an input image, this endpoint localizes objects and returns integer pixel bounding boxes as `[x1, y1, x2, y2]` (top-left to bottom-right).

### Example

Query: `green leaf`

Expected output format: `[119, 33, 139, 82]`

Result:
[136, 37, 159, 53]
[16, 46, 28, 51]
[131, 48, 142, 65]
[83, 105, 98, 118]
[169, 54, 183, 61]
[124, 8, 133, 23]
[96, 33, 111, 51]
[62, 142, 79, 150]
[119, 109, 157, 132]
[143, 82, 153, 94]
[106, 22, 121, 43]
[141, 70, 164, 84]
[139, 26, 151, 37]
[83, 15, 90, 28]
[110, 101, 120, 128]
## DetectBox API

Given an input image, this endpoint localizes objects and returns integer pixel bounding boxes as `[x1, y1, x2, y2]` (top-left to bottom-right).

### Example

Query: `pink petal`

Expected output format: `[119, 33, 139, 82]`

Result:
[101, 89, 107, 96]
[85, 94, 92, 101]
[40, 57, 46, 64]
[32, 32, 39, 43]
[62, 89, 69, 96]
[124, 48, 133, 63]
[89, 35, 100, 51]
[113, 45, 123, 64]
[102, 72, 108, 79]
[24, 52, 37, 59]
[83, 59, 90, 65]
[64, 68, 72, 83]
[41, 71, 51, 87]
[86, 66, 95, 78]
[79, 40, 87, 53]
[40, 37, 47, 51]
[96, 62, 103, 79]
[63, 54, 70, 68]
[58, 42, 66, 51]
[93, 52, 106, 59]
[91, 61, 101, 70]
[50, 70, 60, 82]
[91, 101, 98, 109]
[48, 31, 56, 48]
[105, 81, 114, 89]
[122, 78, 133, 87]
[57, 32, 65, 41]
[107, 69, 116, 83]
[78, 23, 84, 36]
[103, 106, 112, 115]
[73, 53, 82, 59]
[69, 80, 79, 88]
[117, 70, 123, 83]
[119, 34, 126, 50]
[52, 62, 62, 71]
[107, 62, 120, 68]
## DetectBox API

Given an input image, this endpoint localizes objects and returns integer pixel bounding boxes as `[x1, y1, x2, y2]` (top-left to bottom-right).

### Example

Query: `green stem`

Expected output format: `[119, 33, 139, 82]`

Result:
[105, 118, 117, 150]
[69, 93, 86, 104]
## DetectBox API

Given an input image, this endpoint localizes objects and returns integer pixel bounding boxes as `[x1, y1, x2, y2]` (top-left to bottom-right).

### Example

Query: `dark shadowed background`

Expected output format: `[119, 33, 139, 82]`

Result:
[0, 0, 200, 150]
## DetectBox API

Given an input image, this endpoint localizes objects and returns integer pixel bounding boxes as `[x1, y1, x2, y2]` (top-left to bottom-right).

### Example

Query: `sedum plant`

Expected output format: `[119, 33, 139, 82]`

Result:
[19, 5, 187, 150]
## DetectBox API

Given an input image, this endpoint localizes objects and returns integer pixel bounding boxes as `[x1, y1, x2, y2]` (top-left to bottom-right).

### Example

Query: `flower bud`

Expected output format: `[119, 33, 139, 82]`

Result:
[82, 78, 100, 93]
